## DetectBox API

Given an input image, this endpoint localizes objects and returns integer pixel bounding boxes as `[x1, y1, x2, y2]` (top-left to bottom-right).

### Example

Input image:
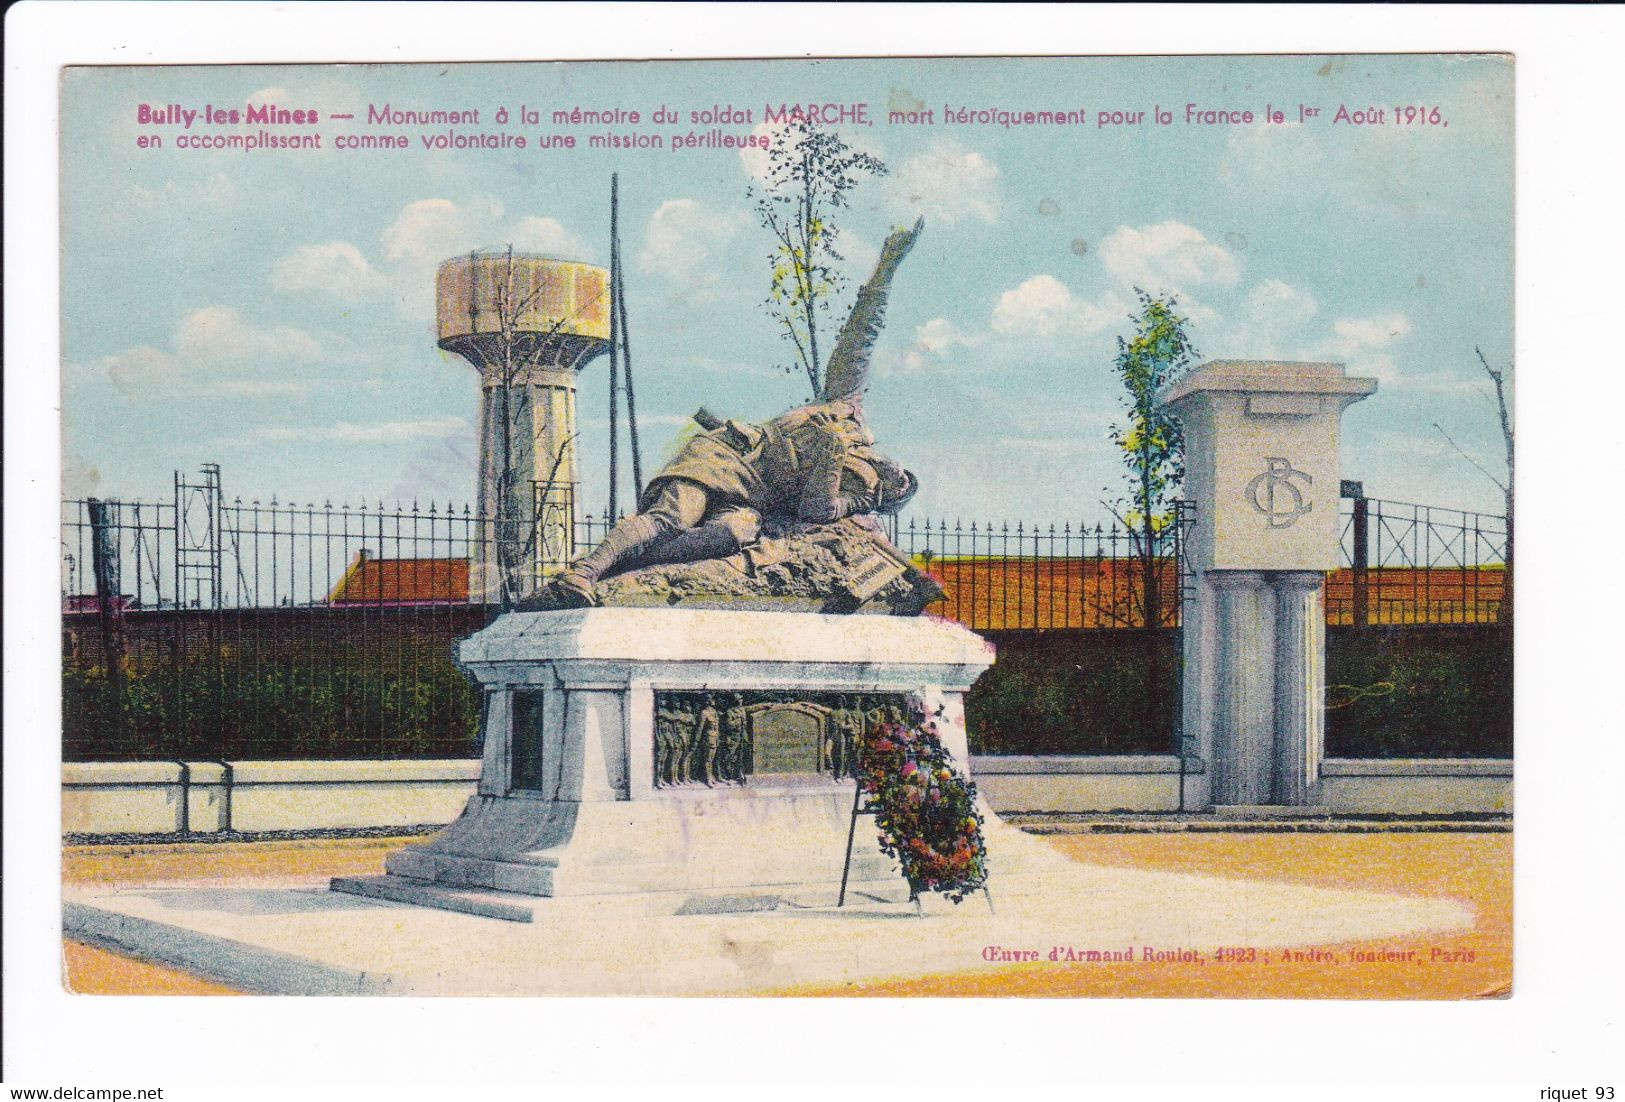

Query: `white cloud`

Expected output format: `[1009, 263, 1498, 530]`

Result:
[123, 171, 241, 215]
[900, 221, 1233, 369]
[1204, 288, 1419, 380]
[1349, 352, 1402, 388]
[990, 275, 1125, 339]
[1198, 285, 1444, 392]
[246, 86, 290, 106]
[1205, 278, 1321, 359]
[213, 380, 312, 398]
[637, 199, 749, 293]
[886, 141, 999, 226]
[915, 317, 972, 355]
[380, 197, 502, 266]
[257, 417, 467, 443]
[1246, 278, 1320, 330]
[76, 307, 322, 398]
[99, 346, 182, 392]
[1327, 313, 1413, 355]
[365, 197, 594, 319]
[1098, 221, 1241, 293]
[174, 305, 320, 363]
[511, 215, 590, 259]
[271, 242, 386, 298]
[1318, 313, 1418, 389]
[890, 317, 980, 375]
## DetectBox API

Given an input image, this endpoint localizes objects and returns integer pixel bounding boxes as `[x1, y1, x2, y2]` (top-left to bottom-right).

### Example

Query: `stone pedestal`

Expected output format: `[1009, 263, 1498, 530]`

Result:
[1160, 361, 1375, 811]
[333, 608, 995, 917]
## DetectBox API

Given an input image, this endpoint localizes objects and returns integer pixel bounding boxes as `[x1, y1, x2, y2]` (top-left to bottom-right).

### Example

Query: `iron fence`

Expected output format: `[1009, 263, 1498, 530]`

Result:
[60, 471, 1508, 762]
[60, 478, 616, 762]
[892, 511, 1189, 632]
[60, 471, 614, 613]
[1328, 496, 1508, 626]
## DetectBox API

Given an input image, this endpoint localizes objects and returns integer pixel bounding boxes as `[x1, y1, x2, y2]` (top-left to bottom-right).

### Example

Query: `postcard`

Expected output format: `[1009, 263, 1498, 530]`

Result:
[48, 51, 1517, 1005]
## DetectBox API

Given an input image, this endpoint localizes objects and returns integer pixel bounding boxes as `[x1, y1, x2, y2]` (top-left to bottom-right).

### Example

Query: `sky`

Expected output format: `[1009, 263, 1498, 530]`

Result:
[60, 55, 1514, 521]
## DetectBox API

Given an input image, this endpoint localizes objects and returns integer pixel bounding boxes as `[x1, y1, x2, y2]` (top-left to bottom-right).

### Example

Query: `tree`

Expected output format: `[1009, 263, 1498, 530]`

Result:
[1108, 290, 1198, 630]
[749, 118, 887, 399]
[1433, 347, 1514, 625]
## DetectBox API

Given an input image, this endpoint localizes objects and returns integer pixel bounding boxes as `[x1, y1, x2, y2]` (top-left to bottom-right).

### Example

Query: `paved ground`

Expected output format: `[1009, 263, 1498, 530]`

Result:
[63, 828, 1510, 998]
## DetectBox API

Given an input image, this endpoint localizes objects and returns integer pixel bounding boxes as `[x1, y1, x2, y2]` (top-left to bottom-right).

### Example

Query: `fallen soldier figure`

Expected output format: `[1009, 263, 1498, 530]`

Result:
[541, 218, 931, 612]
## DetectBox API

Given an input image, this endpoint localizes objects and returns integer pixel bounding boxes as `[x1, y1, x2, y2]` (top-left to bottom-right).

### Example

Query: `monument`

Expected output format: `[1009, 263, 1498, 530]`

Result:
[1160, 360, 1377, 811]
[334, 220, 1002, 917]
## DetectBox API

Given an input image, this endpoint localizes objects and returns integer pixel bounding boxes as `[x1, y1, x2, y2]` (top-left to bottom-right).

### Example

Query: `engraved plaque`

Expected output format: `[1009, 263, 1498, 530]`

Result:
[751, 705, 824, 775]
[843, 549, 907, 602]
[650, 689, 906, 787]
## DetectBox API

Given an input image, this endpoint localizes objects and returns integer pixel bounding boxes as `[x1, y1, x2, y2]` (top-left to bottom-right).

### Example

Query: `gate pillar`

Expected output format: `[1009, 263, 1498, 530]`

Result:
[1159, 361, 1376, 811]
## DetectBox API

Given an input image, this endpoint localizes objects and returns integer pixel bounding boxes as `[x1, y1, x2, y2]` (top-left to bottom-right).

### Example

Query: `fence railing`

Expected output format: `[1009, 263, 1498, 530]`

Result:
[60, 478, 1508, 762]
[892, 514, 1187, 631]
[60, 488, 615, 613]
[60, 488, 614, 762]
[1327, 497, 1508, 626]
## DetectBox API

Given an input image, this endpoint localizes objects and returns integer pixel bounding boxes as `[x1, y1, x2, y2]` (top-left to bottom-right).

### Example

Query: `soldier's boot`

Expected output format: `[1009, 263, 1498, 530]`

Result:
[552, 514, 667, 607]
[647, 522, 747, 566]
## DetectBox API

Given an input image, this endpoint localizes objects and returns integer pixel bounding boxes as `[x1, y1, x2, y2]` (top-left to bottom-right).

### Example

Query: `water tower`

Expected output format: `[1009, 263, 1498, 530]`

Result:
[436, 253, 610, 603]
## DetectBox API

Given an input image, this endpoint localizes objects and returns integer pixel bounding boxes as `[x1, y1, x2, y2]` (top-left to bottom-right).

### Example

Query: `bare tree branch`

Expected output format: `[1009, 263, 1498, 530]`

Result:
[1431, 421, 1508, 494]
[1476, 345, 1514, 489]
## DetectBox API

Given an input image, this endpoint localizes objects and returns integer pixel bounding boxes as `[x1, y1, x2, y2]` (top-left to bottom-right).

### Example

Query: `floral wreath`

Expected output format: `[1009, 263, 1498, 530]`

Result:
[858, 712, 989, 904]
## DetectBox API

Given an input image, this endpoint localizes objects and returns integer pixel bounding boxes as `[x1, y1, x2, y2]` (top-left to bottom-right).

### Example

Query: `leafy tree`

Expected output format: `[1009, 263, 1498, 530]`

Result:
[1108, 290, 1198, 629]
[749, 118, 887, 399]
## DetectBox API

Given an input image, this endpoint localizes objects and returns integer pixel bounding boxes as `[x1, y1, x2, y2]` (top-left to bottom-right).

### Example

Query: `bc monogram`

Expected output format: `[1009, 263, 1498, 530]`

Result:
[1245, 456, 1314, 528]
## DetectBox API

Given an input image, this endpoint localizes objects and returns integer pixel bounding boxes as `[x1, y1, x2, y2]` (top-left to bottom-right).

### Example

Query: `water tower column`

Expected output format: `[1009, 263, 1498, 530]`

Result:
[436, 253, 610, 606]
[520, 364, 581, 576]
[472, 364, 583, 602]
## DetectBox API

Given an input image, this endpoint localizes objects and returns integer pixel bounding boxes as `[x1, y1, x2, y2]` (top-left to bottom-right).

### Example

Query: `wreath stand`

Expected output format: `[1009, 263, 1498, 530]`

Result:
[837, 781, 994, 915]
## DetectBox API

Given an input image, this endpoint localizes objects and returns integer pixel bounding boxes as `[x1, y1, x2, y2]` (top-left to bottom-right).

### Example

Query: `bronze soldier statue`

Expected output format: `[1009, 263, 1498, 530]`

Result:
[722, 692, 749, 784]
[865, 696, 890, 739]
[655, 702, 685, 787]
[694, 694, 723, 787]
[836, 694, 866, 779]
[825, 696, 844, 779]
[653, 704, 671, 787]
[671, 699, 694, 785]
[543, 220, 926, 609]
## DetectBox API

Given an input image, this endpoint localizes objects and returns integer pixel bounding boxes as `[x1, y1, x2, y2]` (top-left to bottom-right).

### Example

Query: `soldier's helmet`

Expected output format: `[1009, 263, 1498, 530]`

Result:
[871, 456, 918, 514]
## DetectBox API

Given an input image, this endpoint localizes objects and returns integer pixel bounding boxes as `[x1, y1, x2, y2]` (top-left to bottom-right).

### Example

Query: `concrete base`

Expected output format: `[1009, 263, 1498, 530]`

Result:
[332, 608, 998, 913]
[64, 825, 1476, 995]
[365, 784, 898, 906]
[329, 871, 918, 923]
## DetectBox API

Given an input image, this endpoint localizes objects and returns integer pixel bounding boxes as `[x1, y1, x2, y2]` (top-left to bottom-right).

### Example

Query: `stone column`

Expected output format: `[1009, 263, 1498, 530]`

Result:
[1272, 571, 1326, 805]
[1159, 361, 1376, 811]
[1210, 571, 1275, 806]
